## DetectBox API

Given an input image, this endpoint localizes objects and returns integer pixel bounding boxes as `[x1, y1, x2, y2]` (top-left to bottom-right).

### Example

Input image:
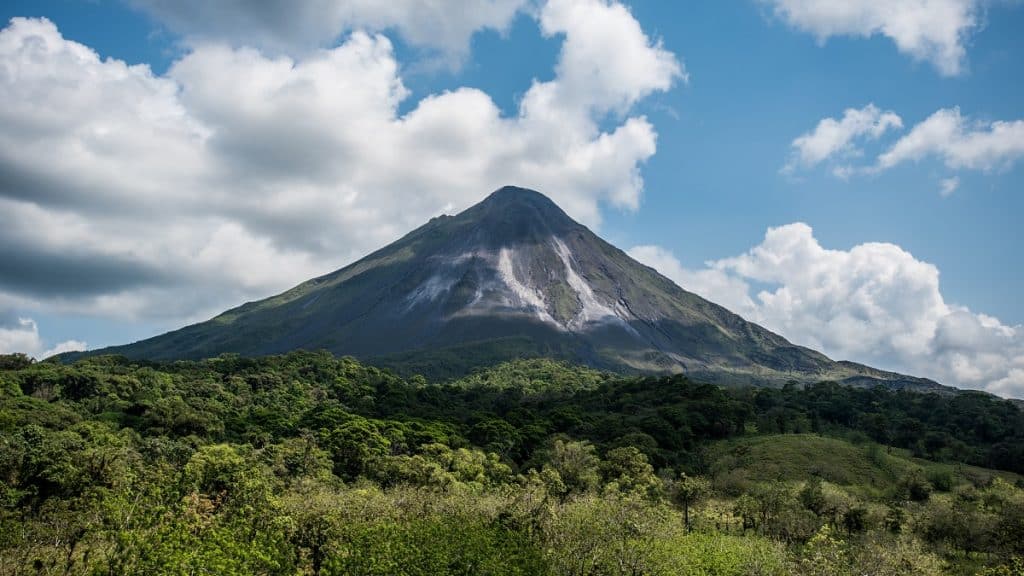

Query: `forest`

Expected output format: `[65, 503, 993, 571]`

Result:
[1, 350, 1023, 575]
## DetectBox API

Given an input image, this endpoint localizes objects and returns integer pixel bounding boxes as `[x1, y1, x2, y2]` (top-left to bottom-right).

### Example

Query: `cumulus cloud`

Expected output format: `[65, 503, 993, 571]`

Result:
[627, 245, 757, 318]
[0, 6, 681, 327]
[130, 0, 527, 61]
[762, 0, 982, 76]
[787, 106, 1024, 185]
[532, 0, 684, 119]
[0, 315, 86, 359]
[631, 225, 1024, 398]
[783, 104, 902, 175]
[877, 107, 1024, 171]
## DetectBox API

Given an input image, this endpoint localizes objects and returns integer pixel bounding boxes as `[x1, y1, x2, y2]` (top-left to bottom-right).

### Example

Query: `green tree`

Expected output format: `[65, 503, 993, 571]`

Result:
[544, 439, 601, 498]
[601, 446, 661, 499]
[322, 419, 390, 480]
[0, 353, 33, 370]
[469, 418, 519, 459]
[672, 473, 710, 532]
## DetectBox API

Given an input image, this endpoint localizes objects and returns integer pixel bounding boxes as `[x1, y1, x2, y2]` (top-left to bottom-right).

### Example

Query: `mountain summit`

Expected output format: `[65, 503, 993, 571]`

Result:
[83, 186, 944, 389]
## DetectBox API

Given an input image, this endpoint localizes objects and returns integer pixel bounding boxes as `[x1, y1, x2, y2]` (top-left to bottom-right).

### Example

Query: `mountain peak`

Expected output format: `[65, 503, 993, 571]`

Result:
[75, 185, 948, 393]
[483, 185, 552, 205]
[461, 186, 580, 245]
[477, 185, 569, 218]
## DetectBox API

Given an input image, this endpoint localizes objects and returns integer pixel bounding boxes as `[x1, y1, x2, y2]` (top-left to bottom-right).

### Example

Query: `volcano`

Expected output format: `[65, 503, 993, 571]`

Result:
[80, 186, 946, 390]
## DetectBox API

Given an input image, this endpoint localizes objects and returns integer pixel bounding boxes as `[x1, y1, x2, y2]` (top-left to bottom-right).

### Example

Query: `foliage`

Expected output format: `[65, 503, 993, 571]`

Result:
[671, 473, 711, 532]
[0, 351, 1022, 574]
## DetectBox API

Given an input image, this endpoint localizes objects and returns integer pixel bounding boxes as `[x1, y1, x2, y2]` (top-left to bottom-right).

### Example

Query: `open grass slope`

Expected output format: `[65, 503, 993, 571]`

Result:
[707, 434, 1021, 495]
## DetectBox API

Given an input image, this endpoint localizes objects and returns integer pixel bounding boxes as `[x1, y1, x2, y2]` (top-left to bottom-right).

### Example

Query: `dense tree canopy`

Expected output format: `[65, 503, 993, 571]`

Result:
[1, 351, 1022, 574]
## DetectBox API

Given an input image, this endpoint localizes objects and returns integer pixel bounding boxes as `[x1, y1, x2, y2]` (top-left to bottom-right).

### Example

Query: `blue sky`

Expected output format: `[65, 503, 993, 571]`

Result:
[0, 0, 1022, 396]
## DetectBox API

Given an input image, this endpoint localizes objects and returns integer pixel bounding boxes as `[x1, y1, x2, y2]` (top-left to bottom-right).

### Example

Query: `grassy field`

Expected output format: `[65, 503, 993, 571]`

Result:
[706, 433, 1021, 498]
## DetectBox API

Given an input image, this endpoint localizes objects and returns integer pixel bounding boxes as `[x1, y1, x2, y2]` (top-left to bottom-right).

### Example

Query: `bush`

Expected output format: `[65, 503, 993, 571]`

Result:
[926, 468, 954, 492]
[896, 469, 932, 502]
[324, 517, 545, 576]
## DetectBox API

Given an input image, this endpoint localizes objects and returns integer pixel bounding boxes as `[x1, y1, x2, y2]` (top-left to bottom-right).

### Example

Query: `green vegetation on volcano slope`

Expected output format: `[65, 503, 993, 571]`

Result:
[1, 351, 1023, 575]
[707, 434, 1021, 497]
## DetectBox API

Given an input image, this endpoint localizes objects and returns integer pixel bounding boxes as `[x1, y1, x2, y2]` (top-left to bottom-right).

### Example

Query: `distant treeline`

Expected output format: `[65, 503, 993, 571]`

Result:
[4, 351, 1023, 476]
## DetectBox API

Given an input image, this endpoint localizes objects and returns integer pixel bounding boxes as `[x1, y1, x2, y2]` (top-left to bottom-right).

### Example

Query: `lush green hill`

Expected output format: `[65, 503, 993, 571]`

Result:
[710, 434, 916, 489]
[2, 352, 1022, 575]
[707, 434, 1021, 497]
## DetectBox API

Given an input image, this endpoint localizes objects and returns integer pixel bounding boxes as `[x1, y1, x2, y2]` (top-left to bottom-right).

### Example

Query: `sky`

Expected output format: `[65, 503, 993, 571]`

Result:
[0, 0, 1022, 397]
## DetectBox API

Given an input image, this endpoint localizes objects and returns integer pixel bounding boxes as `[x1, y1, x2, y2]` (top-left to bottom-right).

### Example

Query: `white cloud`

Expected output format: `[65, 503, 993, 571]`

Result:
[0, 317, 86, 359]
[939, 176, 960, 196]
[628, 245, 757, 318]
[787, 106, 1024, 185]
[532, 0, 684, 119]
[784, 104, 902, 173]
[632, 224, 1024, 398]
[762, 0, 981, 76]
[877, 107, 1024, 171]
[0, 7, 680, 328]
[130, 0, 528, 61]
[41, 339, 89, 359]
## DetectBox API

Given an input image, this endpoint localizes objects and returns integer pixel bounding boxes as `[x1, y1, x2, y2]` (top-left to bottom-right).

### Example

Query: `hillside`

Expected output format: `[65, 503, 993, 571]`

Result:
[706, 434, 1022, 496]
[68, 186, 949, 393]
[2, 352, 1022, 574]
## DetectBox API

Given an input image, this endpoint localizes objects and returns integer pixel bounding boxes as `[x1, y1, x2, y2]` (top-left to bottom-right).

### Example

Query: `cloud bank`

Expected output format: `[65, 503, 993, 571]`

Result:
[631, 224, 1024, 398]
[0, 2, 682, 331]
[130, 0, 528, 61]
[762, 0, 982, 76]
